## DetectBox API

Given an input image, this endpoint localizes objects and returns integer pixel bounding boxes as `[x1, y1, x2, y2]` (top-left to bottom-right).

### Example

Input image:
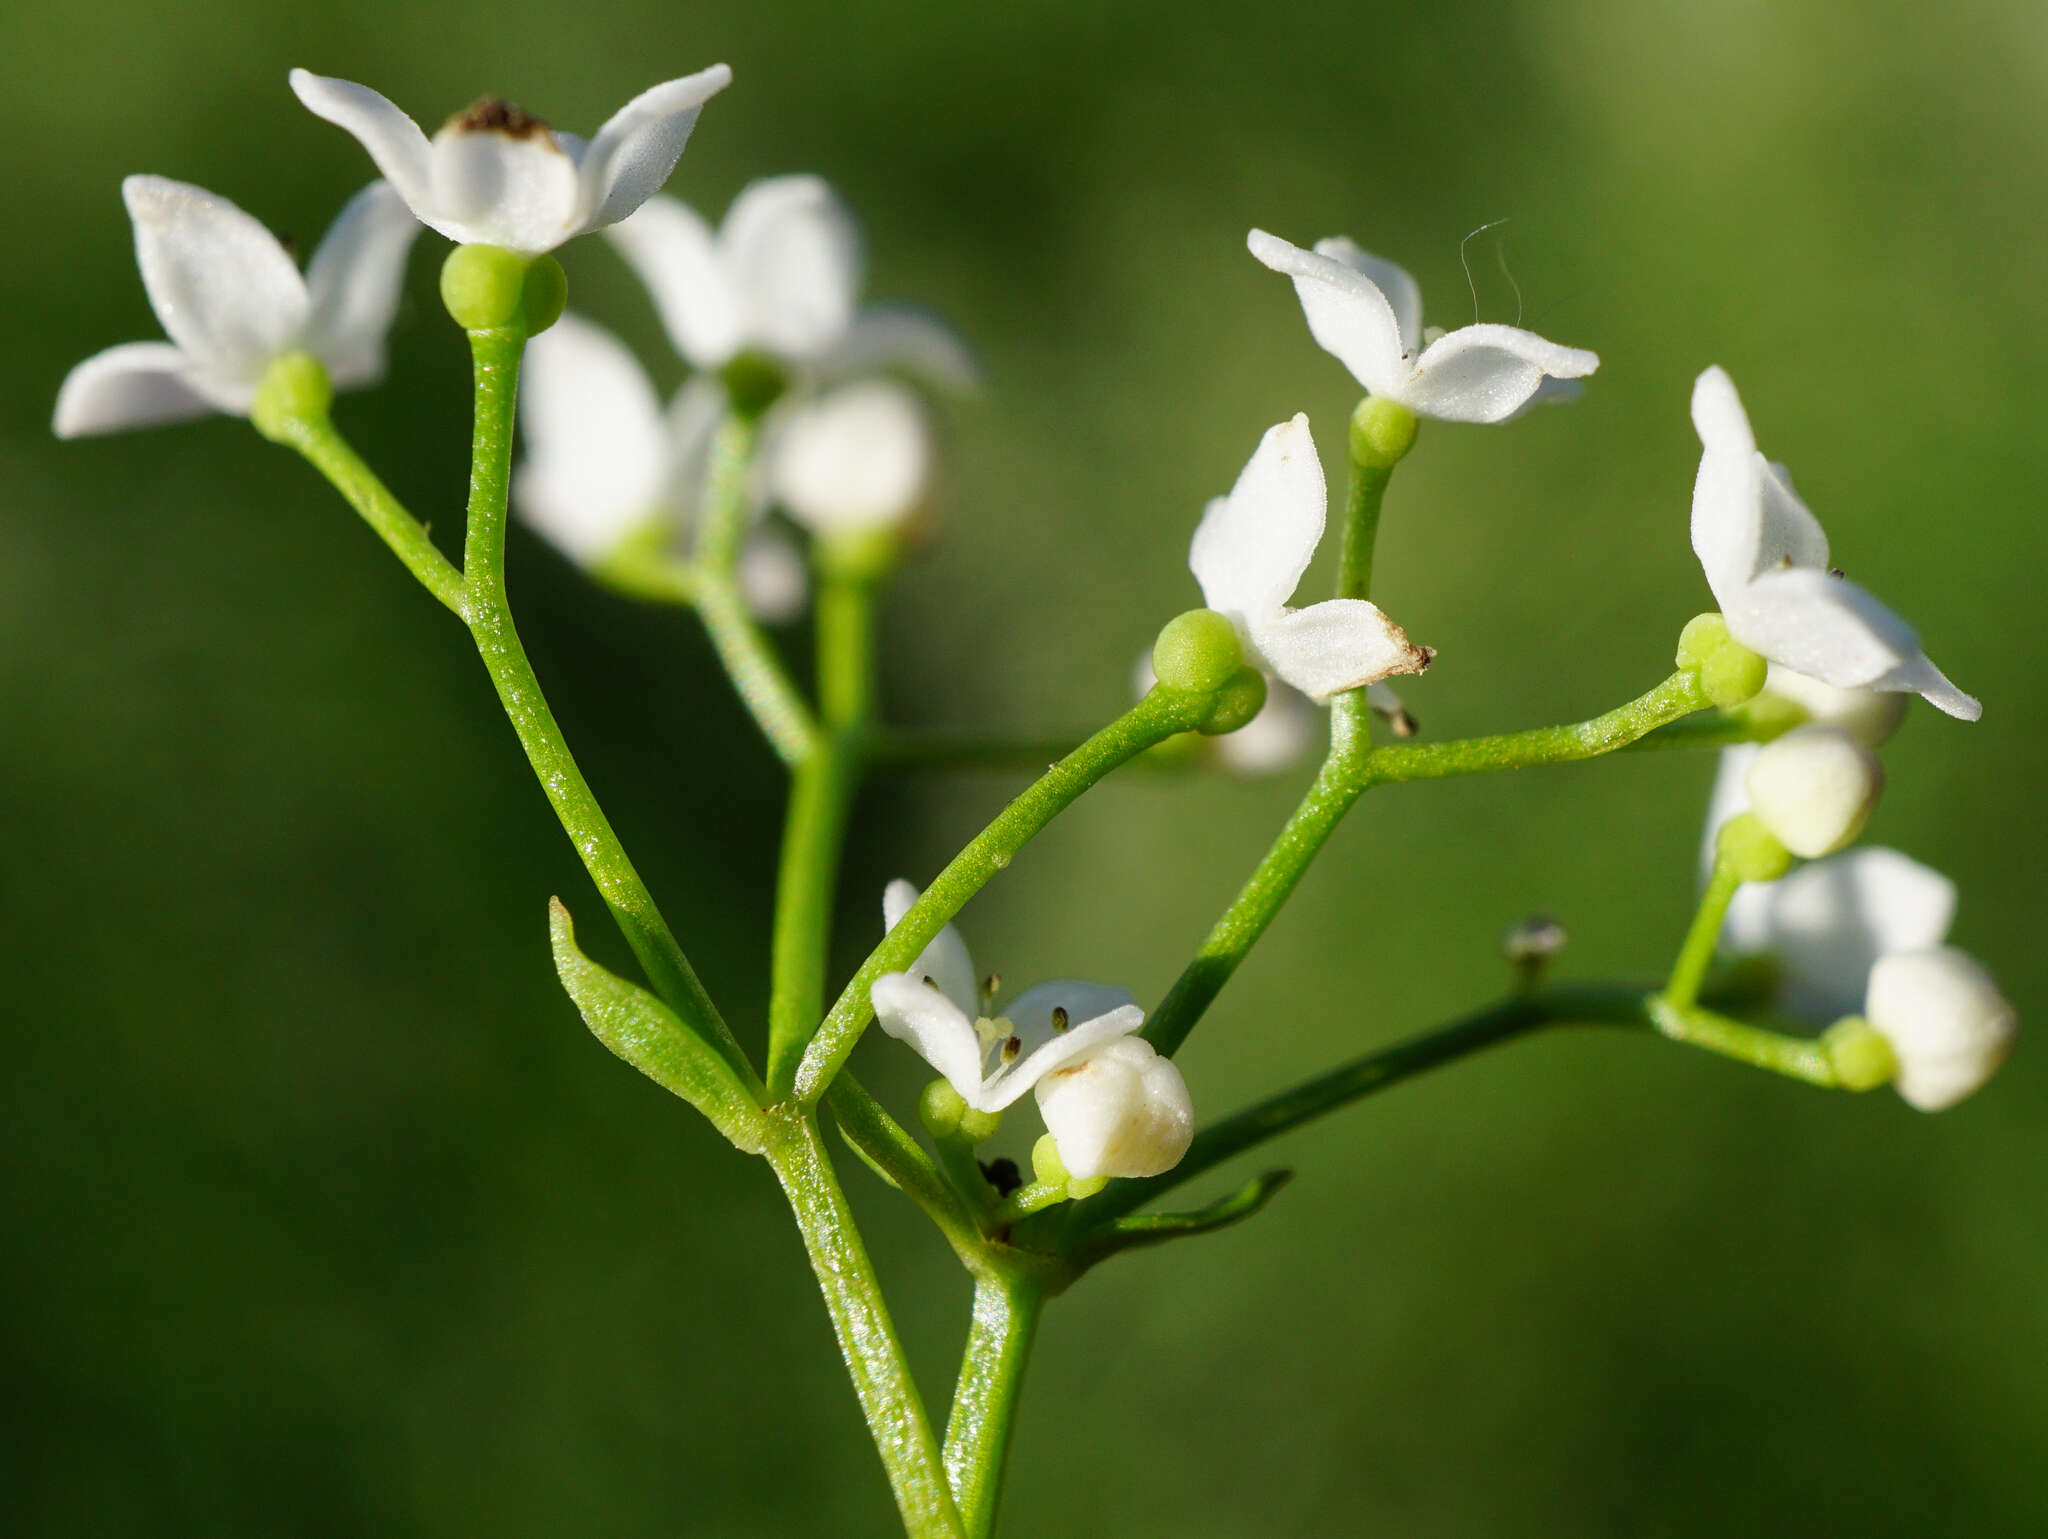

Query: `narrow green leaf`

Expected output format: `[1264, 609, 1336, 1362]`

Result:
[1081, 1168, 1294, 1264]
[550, 899, 767, 1154]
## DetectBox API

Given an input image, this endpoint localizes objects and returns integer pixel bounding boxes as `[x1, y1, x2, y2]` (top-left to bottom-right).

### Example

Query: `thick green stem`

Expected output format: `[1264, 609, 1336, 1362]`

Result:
[764, 1114, 965, 1539]
[942, 1274, 1043, 1539]
[1626, 694, 1807, 753]
[1143, 756, 1365, 1059]
[793, 686, 1212, 1105]
[267, 411, 466, 614]
[458, 327, 755, 1087]
[1664, 860, 1742, 1010]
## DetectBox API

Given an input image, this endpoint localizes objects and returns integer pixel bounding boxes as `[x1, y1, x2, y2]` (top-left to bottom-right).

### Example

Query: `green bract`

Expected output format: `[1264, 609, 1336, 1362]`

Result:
[1152, 607, 1243, 693]
[1199, 667, 1268, 735]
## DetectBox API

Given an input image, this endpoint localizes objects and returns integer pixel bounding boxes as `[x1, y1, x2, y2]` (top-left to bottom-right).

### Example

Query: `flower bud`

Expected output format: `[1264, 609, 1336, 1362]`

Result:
[1758, 665, 1907, 748]
[1743, 725, 1883, 858]
[249, 351, 334, 440]
[1715, 811, 1793, 884]
[1865, 948, 2017, 1111]
[1033, 1038, 1193, 1181]
[1151, 609, 1243, 694]
[1349, 395, 1418, 470]
[1198, 667, 1268, 736]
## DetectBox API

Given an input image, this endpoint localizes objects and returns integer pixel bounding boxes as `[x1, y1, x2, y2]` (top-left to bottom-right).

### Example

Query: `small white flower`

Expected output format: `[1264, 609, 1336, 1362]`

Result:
[1754, 663, 1906, 748]
[869, 881, 1147, 1114]
[289, 66, 731, 255]
[608, 178, 976, 383]
[768, 380, 934, 536]
[1035, 1037, 1194, 1181]
[1865, 947, 2017, 1111]
[514, 312, 802, 616]
[1188, 415, 1431, 701]
[1246, 230, 1598, 424]
[55, 177, 417, 437]
[1689, 366, 1979, 721]
[1706, 746, 1955, 1020]
[1742, 725, 1883, 859]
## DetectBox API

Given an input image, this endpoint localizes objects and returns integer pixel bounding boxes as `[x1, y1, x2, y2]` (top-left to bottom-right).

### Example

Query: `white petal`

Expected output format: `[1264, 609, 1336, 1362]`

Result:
[53, 342, 222, 436]
[719, 175, 863, 361]
[1311, 237, 1423, 355]
[1743, 725, 1883, 860]
[882, 880, 979, 1020]
[738, 527, 809, 622]
[607, 195, 747, 367]
[513, 313, 671, 564]
[1250, 599, 1430, 701]
[1702, 744, 1760, 884]
[1689, 367, 1829, 602]
[822, 305, 981, 392]
[428, 116, 582, 254]
[870, 972, 987, 1106]
[1727, 568, 1979, 720]
[1002, 980, 1140, 1060]
[769, 379, 932, 534]
[289, 71, 436, 219]
[122, 176, 308, 385]
[1246, 229, 1408, 397]
[1401, 324, 1600, 424]
[1758, 665, 1907, 748]
[1499, 375, 1586, 421]
[1866, 948, 2017, 1111]
[1188, 414, 1327, 621]
[1215, 682, 1318, 775]
[302, 181, 420, 387]
[1689, 365, 1758, 458]
[1034, 1037, 1193, 1180]
[574, 66, 732, 231]
[978, 1004, 1146, 1113]
[1755, 848, 1957, 1021]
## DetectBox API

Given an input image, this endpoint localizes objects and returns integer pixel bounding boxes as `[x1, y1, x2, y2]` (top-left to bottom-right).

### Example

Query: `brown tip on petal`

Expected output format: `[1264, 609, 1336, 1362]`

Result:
[450, 97, 552, 138]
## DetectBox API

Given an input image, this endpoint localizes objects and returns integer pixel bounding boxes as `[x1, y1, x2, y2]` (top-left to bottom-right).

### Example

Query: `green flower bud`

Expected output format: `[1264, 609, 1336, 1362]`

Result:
[440, 244, 530, 331]
[1349, 395, 1419, 470]
[918, 1079, 968, 1139]
[1199, 666, 1268, 736]
[720, 350, 790, 420]
[520, 254, 567, 336]
[1700, 638, 1767, 708]
[1716, 811, 1793, 884]
[249, 351, 334, 441]
[1821, 1016, 1900, 1093]
[1675, 611, 1732, 670]
[955, 1105, 1002, 1145]
[1152, 609, 1243, 695]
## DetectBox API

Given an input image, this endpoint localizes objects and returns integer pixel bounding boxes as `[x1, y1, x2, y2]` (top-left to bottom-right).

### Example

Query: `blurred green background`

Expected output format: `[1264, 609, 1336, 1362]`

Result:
[5, 0, 2044, 1533]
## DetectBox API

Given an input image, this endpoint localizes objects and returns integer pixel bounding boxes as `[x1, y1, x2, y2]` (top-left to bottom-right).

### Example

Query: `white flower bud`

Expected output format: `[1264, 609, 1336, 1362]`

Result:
[770, 379, 932, 535]
[1743, 725, 1884, 858]
[1033, 1037, 1193, 1181]
[1760, 665, 1906, 748]
[1865, 947, 2017, 1111]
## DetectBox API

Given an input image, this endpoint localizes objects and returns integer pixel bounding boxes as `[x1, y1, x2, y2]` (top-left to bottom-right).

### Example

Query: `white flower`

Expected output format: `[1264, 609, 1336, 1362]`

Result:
[1246, 231, 1598, 424]
[1865, 948, 2017, 1111]
[869, 881, 1147, 1114]
[607, 178, 976, 383]
[1707, 746, 1955, 1020]
[1034, 1037, 1194, 1181]
[514, 312, 802, 616]
[289, 66, 730, 255]
[767, 380, 934, 536]
[1754, 663, 1905, 748]
[1188, 415, 1430, 701]
[1689, 366, 1979, 721]
[1741, 725, 1883, 858]
[54, 177, 417, 437]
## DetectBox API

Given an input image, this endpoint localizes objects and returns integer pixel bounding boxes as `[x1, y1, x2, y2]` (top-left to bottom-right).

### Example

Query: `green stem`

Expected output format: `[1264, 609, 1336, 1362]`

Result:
[1647, 998, 1838, 1085]
[1327, 442, 1399, 762]
[458, 327, 756, 1087]
[1364, 670, 1710, 785]
[763, 1114, 965, 1539]
[941, 1274, 1043, 1539]
[1626, 693, 1807, 753]
[793, 686, 1212, 1106]
[691, 414, 817, 766]
[267, 410, 466, 614]
[1665, 860, 1742, 1009]
[824, 1074, 984, 1260]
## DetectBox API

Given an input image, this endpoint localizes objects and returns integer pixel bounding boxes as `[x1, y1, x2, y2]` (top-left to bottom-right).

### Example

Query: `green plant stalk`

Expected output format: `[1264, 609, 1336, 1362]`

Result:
[1664, 859, 1742, 1009]
[763, 1112, 966, 1539]
[793, 685, 1213, 1105]
[457, 326, 756, 1086]
[267, 409, 467, 614]
[1647, 998, 1838, 1084]
[824, 1075, 984, 1258]
[1626, 693, 1807, 753]
[941, 1274, 1043, 1539]
[691, 413, 817, 766]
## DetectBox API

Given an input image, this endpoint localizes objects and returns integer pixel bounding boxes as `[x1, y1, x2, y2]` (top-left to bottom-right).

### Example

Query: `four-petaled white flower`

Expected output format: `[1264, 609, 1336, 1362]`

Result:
[607, 177, 976, 385]
[1706, 745, 1955, 1020]
[1247, 231, 1599, 424]
[55, 177, 418, 438]
[289, 66, 731, 255]
[767, 380, 935, 537]
[1189, 415, 1431, 701]
[514, 313, 804, 616]
[869, 881, 1150, 1115]
[1690, 366, 1979, 721]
